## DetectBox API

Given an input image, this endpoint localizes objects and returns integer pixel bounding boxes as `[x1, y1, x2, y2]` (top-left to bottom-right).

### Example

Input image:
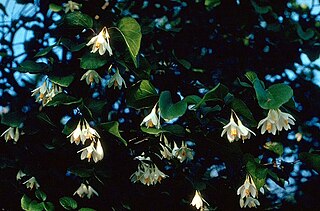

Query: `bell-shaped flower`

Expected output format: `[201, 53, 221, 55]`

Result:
[78, 140, 104, 163]
[67, 120, 86, 145]
[107, 68, 127, 90]
[63, 1, 81, 13]
[16, 170, 26, 181]
[258, 109, 295, 135]
[173, 142, 193, 163]
[80, 70, 102, 85]
[93, 139, 104, 163]
[1, 127, 20, 142]
[243, 196, 260, 208]
[237, 175, 257, 199]
[221, 113, 241, 142]
[237, 118, 256, 142]
[74, 183, 98, 199]
[140, 103, 160, 129]
[190, 190, 204, 210]
[160, 143, 173, 160]
[23, 177, 40, 190]
[86, 27, 112, 56]
[87, 185, 99, 199]
[31, 81, 48, 103]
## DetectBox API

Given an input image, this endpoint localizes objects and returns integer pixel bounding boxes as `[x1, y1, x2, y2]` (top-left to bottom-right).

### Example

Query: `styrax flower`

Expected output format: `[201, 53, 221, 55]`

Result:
[237, 174, 260, 208]
[63, 1, 81, 13]
[107, 68, 127, 90]
[257, 109, 295, 135]
[190, 190, 204, 210]
[80, 70, 102, 85]
[77, 140, 104, 163]
[31, 80, 62, 106]
[67, 119, 100, 145]
[221, 111, 255, 142]
[1, 127, 20, 142]
[16, 170, 26, 181]
[74, 183, 99, 199]
[23, 177, 40, 190]
[140, 103, 160, 129]
[86, 27, 112, 56]
[173, 141, 193, 163]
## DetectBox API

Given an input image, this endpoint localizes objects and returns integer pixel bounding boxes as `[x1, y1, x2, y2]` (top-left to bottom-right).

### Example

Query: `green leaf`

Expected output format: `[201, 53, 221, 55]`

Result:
[46, 93, 82, 107]
[21, 194, 32, 211]
[264, 142, 284, 156]
[78, 208, 96, 211]
[246, 159, 268, 190]
[100, 121, 127, 146]
[43, 202, 55, 211]
[299, 152, 320, 173]
[59, 197, 77, 210]
[141, 124, 185, 137]
[194, 83, 229, 108]
[35, 189, 47, 201]
[62, 118, 79, 136]
[115, 17, 142, 67]
[70, 43, 86, 52]
[245, 71, 258, 83]
[49, 3, 63, 12]
[177, 59, 191, 69]
[126, 80, 158, 109]
[251, 0, 272, 14]
[296, 24, 315, 41]
[205, 0, 221, 10]
[263, 84, 293, 109]
[159, 91, 188, 120]
[80, 53, 109, 70]
[64, 12, 93, 28]
[231, 98, 256, 126]
[29, 200, 44, 211]
[15, 60, 49, 73]
[48, 74, 75, 87]
[35, 45, 55, 57]
[1, 111, 25, 127]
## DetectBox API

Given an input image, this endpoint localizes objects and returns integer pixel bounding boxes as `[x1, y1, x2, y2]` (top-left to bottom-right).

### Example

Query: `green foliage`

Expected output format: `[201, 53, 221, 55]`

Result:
[15, 60, 49, 74]
[46, 93, 82, 107]
[48, 74, 75, 87]
[21, 195, 32, 211]
[80, 53, 110, 70]
[296, 24, 315, 41]
[64, 12, 93, 29]
[141, 124, 185, 137]
[49, 3, 63, 12]
[299, 152, 320, 173]
[245, 155, 268, 190]
[100, 121, 127, 146]
[35, 189, 47, 201]
[78, 208, 96, 211]
[205, 0, 221, 10]
[126, 80, 158, 109]
[194, 83, 228, 108]
[59, 197, 77, 210]
[264, 142, 284, 156]
[230, 98, 256, 126]
[1, 111, 25, 127]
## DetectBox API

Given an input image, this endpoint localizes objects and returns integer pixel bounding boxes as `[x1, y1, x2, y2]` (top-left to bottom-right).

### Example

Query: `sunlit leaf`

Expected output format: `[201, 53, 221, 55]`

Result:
[264, 142, 284, 156]
[126, 80, 158, 109]
[48, 74, 75, 87]
[64, 12, 93, 28]
[21, 194, 31, 211]
[100, 121, 127, 146]
[46, 93, 82, 107]
[49, 3, 63, 12]
[35, 189, 47, 201]
[59, 197, 77, 210]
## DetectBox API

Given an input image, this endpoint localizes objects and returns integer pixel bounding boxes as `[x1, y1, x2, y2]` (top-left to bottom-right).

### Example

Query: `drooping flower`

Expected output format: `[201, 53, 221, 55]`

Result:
[63, 1, 81, 13]
[107, 68, 127, 90]
[31, 81, 48, 103]
[67, 120, 86, 145]
[257, 109, 295, 135]
[140, 103, 160, 129]
[243, 196, 260, 208]
[190, 190, 204, 210]
[80, 70, 102, 85]
[16, 170, 26, 181]
[77, 140, 104, 163]
[86, 27, 112, 56]
[67, 119, 100, 145]
[173, 141, 193, 163]
[221, 111, 255, 142]
[31, 80, 62, 106]
[130, 155, 167, 186]
[23, 177, 40, 190]
[237, 174, 260, 208]
[1, 127, 20, 142]
[74, 183, 99, 199]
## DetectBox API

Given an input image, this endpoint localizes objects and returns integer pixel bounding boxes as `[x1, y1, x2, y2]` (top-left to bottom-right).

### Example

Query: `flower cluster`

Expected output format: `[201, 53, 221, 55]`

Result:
[221, 111, 255, 143]
[67, 119, 104, 163]
[257, 108, 295, 135]
[130, 154, 167, 186]
[74, 183, 99, 199]
[159, 135, 194, 163]
[237, 174, 262, 208]
[31, 79, 62, 106]
[1, 127, 20, 142]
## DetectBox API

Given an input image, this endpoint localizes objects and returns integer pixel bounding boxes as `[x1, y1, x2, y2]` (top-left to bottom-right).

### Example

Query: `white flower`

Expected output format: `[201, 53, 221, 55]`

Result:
[173, 142, 193, 163]
[78, 140, 104, 163]
[16, 170, 26, 181]
[94, 139, 104, 162]
[74, 183, 98, 199]
[221, 113, 241, 142]
[221, 111, 255, 142]
[64, 1, 81, 13]
[243, 196, 260, 208]
[130, 160, 167, 186]
[160, 143, 173, 159]
[1, 127, 19, 142]
[140, 104, 160, 129]
[31, 80, 62, 106]
[23, 177, 40, 189]
[107, 68, 127, 90]
[80, 70, 102, 85]
[237, 175, 257, 199]
[67, 120, 86, 145]
[67, 119, 100, 145]
[86, 27, 112, 56]
[191, 190, 204, 210]
[257, 109, 295, 135]
[31, 81, 48, 103]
